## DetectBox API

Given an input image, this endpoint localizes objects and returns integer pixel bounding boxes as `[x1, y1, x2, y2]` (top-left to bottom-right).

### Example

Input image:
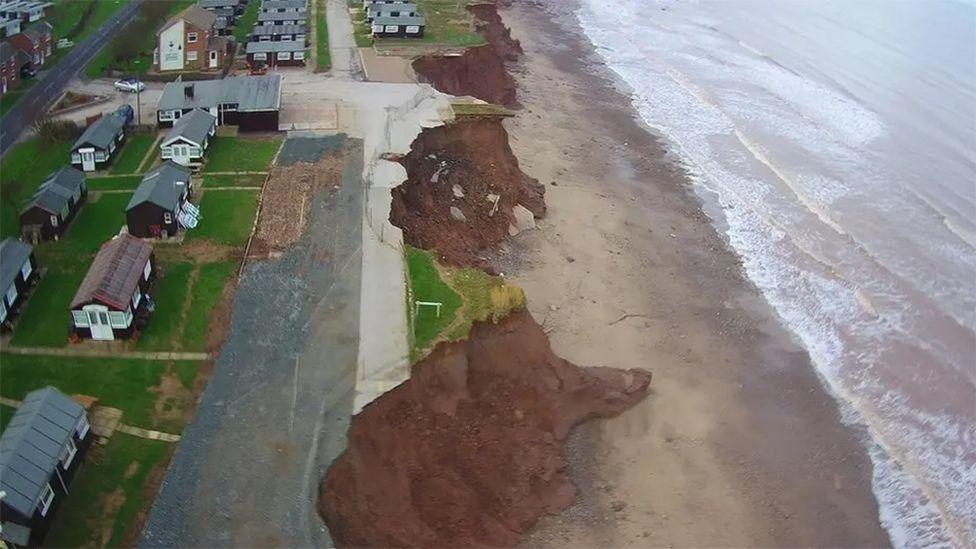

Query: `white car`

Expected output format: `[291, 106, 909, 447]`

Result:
[114, 79, 145, 93]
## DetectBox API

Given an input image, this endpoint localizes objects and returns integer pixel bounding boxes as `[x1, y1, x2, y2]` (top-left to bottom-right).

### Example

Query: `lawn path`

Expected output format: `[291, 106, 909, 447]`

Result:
[172, 267, 200, 351]
[136, 133, 165, 173]
[0, 346, 210, 360]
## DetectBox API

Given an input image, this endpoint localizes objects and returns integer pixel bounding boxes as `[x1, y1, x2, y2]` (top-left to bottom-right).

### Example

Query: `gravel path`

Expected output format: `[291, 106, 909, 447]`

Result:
[141, 136, 364, 548]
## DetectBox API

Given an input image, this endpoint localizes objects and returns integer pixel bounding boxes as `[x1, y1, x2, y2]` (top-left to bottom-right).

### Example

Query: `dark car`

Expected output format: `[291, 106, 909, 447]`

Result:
[20, 65, 36, 79]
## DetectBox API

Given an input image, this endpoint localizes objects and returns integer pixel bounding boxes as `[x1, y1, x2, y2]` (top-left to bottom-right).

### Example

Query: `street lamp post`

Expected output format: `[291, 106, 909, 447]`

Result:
[132, 58, 143, 126]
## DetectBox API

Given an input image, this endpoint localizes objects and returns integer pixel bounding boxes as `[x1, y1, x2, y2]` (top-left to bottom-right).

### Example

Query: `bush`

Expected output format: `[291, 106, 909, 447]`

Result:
[30, 117, 80, 146]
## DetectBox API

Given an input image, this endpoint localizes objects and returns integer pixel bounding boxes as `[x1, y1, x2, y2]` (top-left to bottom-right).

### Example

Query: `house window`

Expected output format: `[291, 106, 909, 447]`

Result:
[72, 310, 89, 327]
[71, 152, 81, 163]
[5, 283, 18, 306]
[133, 288, 142, 309]
[87, 311, 98, 325]
[94, 151, 105, 161]
[254, 52, 267, 60]
[371, 24, 383, 33]
[109, 311, 127, 327]
[60, 437, 78, 468]
[37, 484, 55, 517]
[164, 212, 173, 224]
[159, 110, 175, 121]
[294, 50, 305, 60]
[187, 50, 198, 61]
[50, 215, 59, 227]
[406, 25, 420, 34]
[76, 415, 90, 438]
[143, 259, 152, 280]
[187, 32, 198, 43]
[1, 300, 7, 324]
[281, 34, 293, 41]
[278, 51, 291, 60]
[385, 25, 399, 32]
[20, 258, 31, 279]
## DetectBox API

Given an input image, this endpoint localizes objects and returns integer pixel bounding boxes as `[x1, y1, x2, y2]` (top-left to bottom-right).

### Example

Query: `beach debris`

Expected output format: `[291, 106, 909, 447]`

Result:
[508, 203, 536, 236]
[450, 206, 467, 222]
[452, 184, 465, 198]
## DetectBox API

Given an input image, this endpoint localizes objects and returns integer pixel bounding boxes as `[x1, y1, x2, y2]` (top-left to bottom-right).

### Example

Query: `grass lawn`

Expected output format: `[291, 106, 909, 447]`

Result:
[0, 138, 74, 237]
[0, 353, 198, 429]
[49, 0, 130, 43]
[188, 189, 259, 246]
[110, 134, 156, 174]
[316, 0, 331, 70]
[44, 435, 172, 548]
[136, 262, 194, 351]
[203, 173, 266, 188]
[87, 175, 144, 191]
[442, 263, 524, 340]
[406, 246, 461, 354]
[182, 261, 236, 351]
[234, 0, 260, 42]
[83, 0, 192, 78]
[42, 192, 131, 258]
[8, 267, 86, 347]
[202, 136, 281, 173]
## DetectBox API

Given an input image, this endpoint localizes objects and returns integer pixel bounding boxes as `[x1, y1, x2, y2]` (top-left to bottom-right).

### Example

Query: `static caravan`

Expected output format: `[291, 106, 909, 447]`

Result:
[155, 74, 282, 131]
[70, 235, 154, 341]
[245, 39, 306, 67]
[371, 14, 425, 38]
[19, 167, 87, 242]
[0, 237, 37, 328]
[159, 108, 216, 166]
[69, 107, 128, 171]
[249, 23, 306, 42]
[0, 387, 92, 547]
[126, 161, 195, 238]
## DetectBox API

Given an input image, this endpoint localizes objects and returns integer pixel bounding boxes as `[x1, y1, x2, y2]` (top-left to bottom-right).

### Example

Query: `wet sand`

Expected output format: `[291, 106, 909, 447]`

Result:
[498, 0, 891, 546]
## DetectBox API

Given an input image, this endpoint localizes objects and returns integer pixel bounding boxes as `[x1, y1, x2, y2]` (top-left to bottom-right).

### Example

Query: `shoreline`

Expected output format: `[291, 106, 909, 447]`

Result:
[498, 0, 891, 546]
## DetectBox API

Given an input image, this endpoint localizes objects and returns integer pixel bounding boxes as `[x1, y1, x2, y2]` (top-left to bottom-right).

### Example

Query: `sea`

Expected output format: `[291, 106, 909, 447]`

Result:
[575, 0, 976, 547]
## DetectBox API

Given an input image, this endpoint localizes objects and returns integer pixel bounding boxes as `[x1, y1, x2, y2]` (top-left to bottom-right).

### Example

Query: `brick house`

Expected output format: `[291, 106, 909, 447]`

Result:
[0, 40, 21, 96]
[8, 21, 51, 67]
[154, 4, 228, 72]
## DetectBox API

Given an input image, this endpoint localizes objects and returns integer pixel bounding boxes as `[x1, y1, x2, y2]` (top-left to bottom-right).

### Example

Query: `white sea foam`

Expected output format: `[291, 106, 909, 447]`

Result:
[576, 0, 976, 546]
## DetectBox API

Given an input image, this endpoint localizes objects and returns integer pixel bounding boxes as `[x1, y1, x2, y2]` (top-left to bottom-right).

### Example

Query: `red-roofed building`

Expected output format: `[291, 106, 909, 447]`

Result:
[69, 234, 155, 341]
[8, 21, 52, 67]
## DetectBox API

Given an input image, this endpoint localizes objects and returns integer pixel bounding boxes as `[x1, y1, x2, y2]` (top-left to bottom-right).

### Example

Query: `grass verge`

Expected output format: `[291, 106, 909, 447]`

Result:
[136, 262, 195, 351]
[316, 0, 331, 70]
[202, 136, 281, 173]
[405, 246, 461, 355]
[110, 134, 156, 174]
[0, 138, 74, 237]
[234, 0, 260, 42]
[87, 175, 144, 191]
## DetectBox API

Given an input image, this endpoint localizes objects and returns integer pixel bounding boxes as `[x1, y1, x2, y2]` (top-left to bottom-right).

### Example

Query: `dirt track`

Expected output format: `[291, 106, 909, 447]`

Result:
[319, 311, 651, 547]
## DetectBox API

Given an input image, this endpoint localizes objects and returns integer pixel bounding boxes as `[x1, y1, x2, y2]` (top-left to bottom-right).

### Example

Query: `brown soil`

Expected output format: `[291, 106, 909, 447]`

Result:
[204, 274, 238, 353]
[318, 310, 651, 547]
[411, 3, 520, 105]
[252, 147, 348, 253]
[390, 118, 545, 269]
[150, 369, 194, 430]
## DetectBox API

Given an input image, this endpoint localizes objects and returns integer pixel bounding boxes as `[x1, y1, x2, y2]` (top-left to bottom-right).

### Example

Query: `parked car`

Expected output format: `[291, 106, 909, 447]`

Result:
[114, 78, 145, 93]
[20, 65, 36, 79]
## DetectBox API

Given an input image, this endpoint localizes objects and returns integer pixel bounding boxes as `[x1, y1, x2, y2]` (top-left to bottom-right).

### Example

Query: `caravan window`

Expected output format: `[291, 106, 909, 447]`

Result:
[37, 484, 55, 516]
[385, 25, 399, 32]
[254, 52, 267, 60]
[278, 51, 291, 60]
[406, 25, 420, 34]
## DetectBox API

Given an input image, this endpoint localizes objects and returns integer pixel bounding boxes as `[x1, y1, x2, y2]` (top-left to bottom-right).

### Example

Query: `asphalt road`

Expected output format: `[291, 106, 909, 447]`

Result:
[141, 136, 363, 548]
[0, 0, 144, 155]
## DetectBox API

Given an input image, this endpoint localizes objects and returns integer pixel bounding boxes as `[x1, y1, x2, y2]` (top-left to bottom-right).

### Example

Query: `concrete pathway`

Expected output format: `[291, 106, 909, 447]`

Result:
[2, 398, 181, 441]
[0, 346, 210, 361]
[116, 424, 182, 442]
[326, 0, 361, 79]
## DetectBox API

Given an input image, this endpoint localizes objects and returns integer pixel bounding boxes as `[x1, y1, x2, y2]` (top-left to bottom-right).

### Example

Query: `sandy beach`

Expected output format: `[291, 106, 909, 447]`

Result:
[496, 1, 891, 546]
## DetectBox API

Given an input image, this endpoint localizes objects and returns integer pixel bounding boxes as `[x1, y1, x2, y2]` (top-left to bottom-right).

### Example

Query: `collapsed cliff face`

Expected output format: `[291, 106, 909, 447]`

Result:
[390, 118, 545, 269]
[412, 3, 521, 105]
[319, 311, 651, 548]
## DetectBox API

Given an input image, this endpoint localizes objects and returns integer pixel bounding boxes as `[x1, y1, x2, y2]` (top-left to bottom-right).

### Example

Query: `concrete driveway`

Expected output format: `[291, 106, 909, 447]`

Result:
[141, 136, 364, 548]
[51, 78, 164, 126]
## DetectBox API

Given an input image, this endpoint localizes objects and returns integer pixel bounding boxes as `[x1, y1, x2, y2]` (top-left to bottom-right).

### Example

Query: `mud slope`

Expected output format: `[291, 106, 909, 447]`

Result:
[390, 118, 545, 269]
[319, 311, 651, 548]
[412, 3, 520, 105]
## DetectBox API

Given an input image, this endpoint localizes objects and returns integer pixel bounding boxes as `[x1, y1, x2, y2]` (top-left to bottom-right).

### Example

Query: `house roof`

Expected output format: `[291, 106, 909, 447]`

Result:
[157, 74, 282, 112]
[249, 23, 305, 36]
[198, 0, 239, 8]
[0, 40, 18, 61]
[161, 4, 216, 34]
[373, 14, 426, 26]
[367, 3, 416, 16]
[72, 109, 126, 151]
[127, 161, 192, 213]
[163, 108, 216, 147]
[246, 40, 305, 53]
[256, 11, 304, 21]
[261, 0, 307, 10]
[0, 237, 32, 293]
[70, 235, 152, 310]
[0, 387, 85, 518]
[21, 166, 85, 216]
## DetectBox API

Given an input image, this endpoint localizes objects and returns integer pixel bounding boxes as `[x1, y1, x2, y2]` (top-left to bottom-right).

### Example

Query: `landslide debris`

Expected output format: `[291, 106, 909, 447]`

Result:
[412, 3, 521, 105]
[319, 311, 651, 547]
[390, 118, 545, 269]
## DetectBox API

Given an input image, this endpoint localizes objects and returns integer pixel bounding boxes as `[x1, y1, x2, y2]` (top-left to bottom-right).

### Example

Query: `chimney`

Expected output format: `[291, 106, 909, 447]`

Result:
[184, 84, 194, 98]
